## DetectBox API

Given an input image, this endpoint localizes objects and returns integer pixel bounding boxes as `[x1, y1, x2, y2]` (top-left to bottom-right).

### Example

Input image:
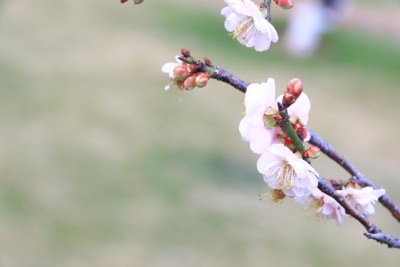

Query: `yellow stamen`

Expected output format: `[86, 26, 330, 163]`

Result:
[272, 161, 296, 190]
[231, 17, 254, 41]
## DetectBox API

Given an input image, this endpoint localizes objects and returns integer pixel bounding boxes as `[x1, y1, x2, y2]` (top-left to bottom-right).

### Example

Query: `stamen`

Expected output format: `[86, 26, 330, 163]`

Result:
[272, 161, 296, 190]
[231, 17, 254, 41]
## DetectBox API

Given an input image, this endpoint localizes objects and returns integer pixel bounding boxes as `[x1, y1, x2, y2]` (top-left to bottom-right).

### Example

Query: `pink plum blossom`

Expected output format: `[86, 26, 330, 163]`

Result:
[337, 186, 385, 217]
[221, 0, 278, 52]
[297, 188, 346, 225]
[239, 78, 311, 154]
[257, 144, 319, 198]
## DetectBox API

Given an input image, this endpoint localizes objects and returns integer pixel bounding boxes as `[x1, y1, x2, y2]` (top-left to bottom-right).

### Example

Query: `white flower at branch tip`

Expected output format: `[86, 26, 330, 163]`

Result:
[161, 56, 182, 90]
[296, 188, 346, 225]
[221, 0, 279, 52]
[337, 186, 386, 216]
[257, 144, 319, 198]
[239, 79, 311, 154]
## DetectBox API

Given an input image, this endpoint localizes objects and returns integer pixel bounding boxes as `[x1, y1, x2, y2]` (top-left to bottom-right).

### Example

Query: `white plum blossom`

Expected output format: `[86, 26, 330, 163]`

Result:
[239, 78, 311, 154]
[297, 188, 346, 225]
[221, 0, 278, 52]
[337, 186, 385, 217]
[161, 56, 182, 90]
[257, 144, 319, 198]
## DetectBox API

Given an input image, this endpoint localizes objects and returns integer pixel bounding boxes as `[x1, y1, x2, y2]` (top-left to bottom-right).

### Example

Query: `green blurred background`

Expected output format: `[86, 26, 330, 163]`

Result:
[0, 0, 399, 266]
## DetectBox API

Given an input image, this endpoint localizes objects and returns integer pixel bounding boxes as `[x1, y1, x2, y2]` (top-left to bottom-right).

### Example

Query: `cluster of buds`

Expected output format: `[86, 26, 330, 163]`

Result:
[274, 0, 293, 9]
[282, 78, 303, 107]
[163, 49, 214, 91]
[173, 64, 210, 90]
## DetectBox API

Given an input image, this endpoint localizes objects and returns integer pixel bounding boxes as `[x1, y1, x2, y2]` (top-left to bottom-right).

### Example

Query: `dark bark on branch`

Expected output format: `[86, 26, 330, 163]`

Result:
[364, 232, 400, 248]
[208, 65, 400, 248]
[211, 67, 249, 93]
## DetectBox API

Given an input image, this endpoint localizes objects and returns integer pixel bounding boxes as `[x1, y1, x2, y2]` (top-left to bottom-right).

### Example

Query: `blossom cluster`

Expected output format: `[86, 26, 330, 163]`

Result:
[160, 0, 387, 228]
[238, 78, 385, 224]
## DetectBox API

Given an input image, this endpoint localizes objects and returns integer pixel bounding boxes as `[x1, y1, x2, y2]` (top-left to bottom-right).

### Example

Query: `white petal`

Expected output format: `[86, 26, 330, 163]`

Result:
[249, 127, 273, 154]
[252, 31, 271, 52]
[257, 150, 280, 174]
[288, 92, 311, 125]
[161, 62, 178, 78]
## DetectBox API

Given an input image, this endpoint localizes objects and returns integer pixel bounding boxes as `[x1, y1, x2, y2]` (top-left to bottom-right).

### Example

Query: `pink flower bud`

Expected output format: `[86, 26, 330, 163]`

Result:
[181, 48, 191, 58]
[287, 78, 303, 98]
[183, 75, 196, 90]
[282, 92, 295, 107]
[195, 73, 209, 88]
[304, 146, 321, 159]
[274, 0, 293, 9]
[294, 123, 308, 141]
[173, 65, 191, 81]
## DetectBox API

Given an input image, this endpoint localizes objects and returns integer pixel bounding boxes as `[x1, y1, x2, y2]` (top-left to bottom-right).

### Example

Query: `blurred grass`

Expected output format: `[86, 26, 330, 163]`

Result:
[0, 1, 399, 267]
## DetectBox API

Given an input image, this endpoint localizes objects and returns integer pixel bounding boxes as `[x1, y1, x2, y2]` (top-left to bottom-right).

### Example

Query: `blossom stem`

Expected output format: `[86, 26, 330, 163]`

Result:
[277, 103, 306, 154]
[262, 0, 272, 22]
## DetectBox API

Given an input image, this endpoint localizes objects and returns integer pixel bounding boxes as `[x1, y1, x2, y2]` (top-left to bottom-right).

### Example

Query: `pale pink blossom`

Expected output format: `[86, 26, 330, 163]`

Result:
[257, 144, 319, 198]
[297, 188, 346, 225]
[239, 79, 311, 154]
[221, 0, 278, 52]
[337, 186, 385, 216]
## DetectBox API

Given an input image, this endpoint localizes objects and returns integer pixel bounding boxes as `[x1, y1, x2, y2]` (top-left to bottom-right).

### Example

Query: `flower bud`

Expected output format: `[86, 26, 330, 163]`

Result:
[294, 123, 308, 141]
[195, 72, 209, 88]
[204, 57, 214, 67]
[282, 92, 295, 107]
[287, 78, 303, 98]
[284, 136, 295, 151]
[274, 0, 293, 9]
[183, 75, 196, 90]
[121, 0, 128, 3]
[173, 65, 191, 81]
[304, 146, 321, 159]
[181, 48, 191, 58]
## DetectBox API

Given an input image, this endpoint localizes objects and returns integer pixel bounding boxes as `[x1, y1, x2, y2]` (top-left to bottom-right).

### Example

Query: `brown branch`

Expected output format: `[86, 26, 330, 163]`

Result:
[207, 64, 400, 248]
[319, 175, 400, 248]
[308, 129, 400, 223]
[211, 67, 249, 93]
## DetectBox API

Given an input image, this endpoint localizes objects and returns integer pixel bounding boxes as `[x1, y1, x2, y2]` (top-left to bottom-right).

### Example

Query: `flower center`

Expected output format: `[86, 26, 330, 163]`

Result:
[272, 161, 296, 190]
[232, 16, 255, 41]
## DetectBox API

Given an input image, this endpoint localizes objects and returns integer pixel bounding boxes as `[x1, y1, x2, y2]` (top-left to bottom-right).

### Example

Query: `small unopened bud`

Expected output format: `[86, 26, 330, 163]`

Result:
[195, 72, 209, 88]
[173, 65, 191, 81]
[284, 136, 295, 151]
[204, 57, 214, 67]
[294, 123, 308, 141]
[274, 0, 293, 9]
[282, 92, 296, 107]
[181, 48, 191, 58]
[183, 75, 196, 90]
[287, 78, 303, 98]
[121, 0, 128, 3]
[304, 146, 321, 159]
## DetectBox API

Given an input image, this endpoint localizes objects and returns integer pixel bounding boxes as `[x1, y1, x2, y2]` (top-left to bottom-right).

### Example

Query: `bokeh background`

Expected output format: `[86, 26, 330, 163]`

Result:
[0, 0, 399, 266]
